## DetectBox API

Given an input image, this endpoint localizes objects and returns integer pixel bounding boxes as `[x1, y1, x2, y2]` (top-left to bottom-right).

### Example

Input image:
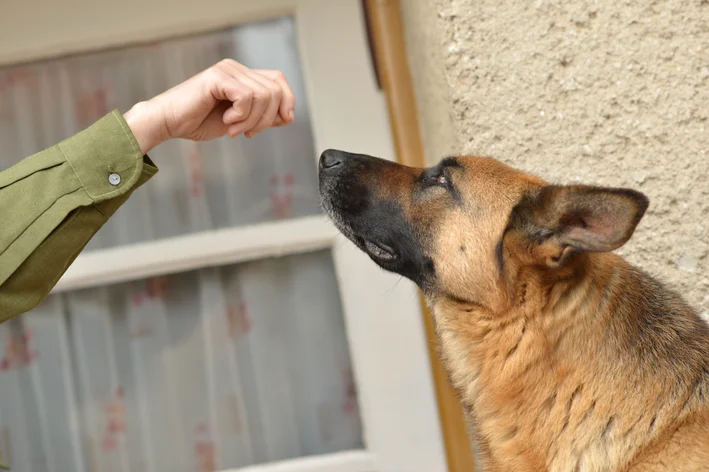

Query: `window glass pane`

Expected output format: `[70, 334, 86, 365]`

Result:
[0, 250, 363, 471]
[0, 16, 320, 252]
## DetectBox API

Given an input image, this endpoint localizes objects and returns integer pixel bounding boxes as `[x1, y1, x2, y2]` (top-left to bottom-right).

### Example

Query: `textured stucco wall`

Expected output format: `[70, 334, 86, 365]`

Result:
[399, 0, 460, 163]
[401, 0, 709, 315]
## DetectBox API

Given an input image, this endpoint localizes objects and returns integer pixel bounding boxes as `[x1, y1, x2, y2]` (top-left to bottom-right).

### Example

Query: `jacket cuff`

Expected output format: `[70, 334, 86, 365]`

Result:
[58, 109, 147, 204]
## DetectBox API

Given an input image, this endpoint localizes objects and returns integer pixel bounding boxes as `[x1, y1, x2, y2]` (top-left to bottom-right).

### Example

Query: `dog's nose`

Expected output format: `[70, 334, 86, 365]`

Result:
[320, 149, 343, 170]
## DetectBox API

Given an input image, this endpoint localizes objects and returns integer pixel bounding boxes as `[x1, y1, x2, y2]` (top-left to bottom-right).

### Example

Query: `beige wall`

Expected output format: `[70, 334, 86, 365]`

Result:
[401, 0, 709, 315]
[399, 0, 459, 163]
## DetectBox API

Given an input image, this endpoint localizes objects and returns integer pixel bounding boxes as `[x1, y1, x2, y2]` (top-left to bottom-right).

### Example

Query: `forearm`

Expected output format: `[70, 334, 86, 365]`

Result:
[0, 111, 158, 320]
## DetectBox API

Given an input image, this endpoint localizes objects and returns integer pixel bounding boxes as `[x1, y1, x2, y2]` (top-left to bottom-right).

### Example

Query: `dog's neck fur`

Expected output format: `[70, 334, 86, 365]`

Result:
[430, 252, 709, 471]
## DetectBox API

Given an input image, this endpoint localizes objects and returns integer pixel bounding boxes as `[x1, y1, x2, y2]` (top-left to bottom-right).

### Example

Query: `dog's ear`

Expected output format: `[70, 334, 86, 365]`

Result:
[511, 185, 649, 266]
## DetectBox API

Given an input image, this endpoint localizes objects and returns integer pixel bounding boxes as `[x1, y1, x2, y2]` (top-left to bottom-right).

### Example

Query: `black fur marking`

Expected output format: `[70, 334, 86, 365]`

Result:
[602, 416, 616, 440]
[567, 385, 583, 416]
[552, 324, 574, 354]
[443, 291, 484, 308]
[504, 426, 519, 441]
[542, 392, 558, 418]
[578, 399, 596, 426]
[318, 150, 437, 289]
[495, 232, 507, 277]
[418, 157, 463, 203]
[505, 321, 527, 361]
[648, 415, 657, 434]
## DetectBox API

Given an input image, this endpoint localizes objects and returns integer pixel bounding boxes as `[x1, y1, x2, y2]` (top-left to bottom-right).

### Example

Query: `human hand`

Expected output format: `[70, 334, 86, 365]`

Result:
[124, 59, 296, 154]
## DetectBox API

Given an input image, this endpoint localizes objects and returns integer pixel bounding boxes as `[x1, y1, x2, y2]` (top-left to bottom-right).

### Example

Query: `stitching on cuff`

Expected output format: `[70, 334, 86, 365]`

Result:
[57, 142, 88, 194]
[60, 112, 144, 201]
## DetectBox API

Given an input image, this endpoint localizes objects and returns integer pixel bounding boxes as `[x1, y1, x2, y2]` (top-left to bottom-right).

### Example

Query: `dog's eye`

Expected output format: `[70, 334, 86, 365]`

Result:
[432, 172, 450, 187]
[422, 168, 451, 190]
[425, 172, 448, 187]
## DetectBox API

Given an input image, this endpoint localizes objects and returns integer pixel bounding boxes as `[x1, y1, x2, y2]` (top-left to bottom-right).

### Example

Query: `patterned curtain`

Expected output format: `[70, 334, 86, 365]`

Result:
[0, 16, 362, 472]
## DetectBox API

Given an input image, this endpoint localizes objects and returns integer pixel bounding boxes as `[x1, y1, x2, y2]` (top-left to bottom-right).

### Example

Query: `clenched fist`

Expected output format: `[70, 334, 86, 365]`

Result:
[124, 59, 296, 154]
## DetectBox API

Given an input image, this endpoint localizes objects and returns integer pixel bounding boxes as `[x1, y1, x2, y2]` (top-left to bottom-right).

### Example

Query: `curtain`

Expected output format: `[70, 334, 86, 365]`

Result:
[0, 16, 362, 472]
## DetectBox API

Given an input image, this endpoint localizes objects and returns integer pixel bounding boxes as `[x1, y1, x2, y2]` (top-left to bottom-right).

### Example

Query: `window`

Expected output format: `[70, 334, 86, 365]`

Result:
[1, 251, 361, 471]
[0, 2, 448, 471]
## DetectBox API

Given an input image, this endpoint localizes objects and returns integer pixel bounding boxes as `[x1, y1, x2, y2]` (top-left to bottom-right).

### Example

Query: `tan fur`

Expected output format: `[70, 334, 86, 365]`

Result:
[432, 255, 709, 471]
[426, 158, 709, 471]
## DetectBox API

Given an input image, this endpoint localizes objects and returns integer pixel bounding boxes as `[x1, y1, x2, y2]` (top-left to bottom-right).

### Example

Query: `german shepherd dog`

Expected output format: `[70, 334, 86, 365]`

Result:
[318, 149, 709, 471]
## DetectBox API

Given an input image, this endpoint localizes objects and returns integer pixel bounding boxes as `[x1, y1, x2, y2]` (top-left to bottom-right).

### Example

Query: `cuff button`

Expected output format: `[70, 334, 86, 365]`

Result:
[108, 173, 122, 186]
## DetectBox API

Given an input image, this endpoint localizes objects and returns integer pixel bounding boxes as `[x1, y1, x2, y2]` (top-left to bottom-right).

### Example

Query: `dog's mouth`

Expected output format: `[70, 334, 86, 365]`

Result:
[322, 206, 399, 263]
[360, 238, 398, 262]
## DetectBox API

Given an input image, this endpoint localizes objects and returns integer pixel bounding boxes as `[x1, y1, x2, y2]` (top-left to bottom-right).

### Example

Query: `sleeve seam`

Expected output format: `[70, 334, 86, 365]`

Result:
[35, 206, 82, 253]
[0, 187, 84, 260]
[93, 204, 109, 218]
[57, 142, 90, 200]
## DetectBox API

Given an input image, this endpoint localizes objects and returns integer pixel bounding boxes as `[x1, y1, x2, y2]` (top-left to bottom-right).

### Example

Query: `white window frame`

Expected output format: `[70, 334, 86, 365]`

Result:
[0, 1, 449, 471]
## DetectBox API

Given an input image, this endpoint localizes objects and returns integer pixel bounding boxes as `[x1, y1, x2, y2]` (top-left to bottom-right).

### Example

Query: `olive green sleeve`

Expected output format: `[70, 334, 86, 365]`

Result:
[0, 110, 158, 323]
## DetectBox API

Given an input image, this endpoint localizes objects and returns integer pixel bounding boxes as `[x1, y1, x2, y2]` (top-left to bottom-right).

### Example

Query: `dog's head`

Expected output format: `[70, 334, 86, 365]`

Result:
[318, 149, 649, 309]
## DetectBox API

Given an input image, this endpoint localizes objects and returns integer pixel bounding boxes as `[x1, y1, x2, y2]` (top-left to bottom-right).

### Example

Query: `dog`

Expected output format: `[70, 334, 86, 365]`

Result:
[318, 149, 709, 471]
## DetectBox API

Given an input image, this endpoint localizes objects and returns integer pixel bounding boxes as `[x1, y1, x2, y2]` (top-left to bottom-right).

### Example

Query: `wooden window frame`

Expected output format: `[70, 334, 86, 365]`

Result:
[364, 1, 477, 471]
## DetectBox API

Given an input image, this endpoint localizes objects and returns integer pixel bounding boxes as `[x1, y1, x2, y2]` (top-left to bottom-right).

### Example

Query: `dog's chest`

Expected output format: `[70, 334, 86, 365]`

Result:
[432, 306, 641, 471]
[470, 379, 644, 472]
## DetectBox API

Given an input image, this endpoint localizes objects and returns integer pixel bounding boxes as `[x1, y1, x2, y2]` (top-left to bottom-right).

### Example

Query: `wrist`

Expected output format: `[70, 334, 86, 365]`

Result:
[123, 100, 166, 155]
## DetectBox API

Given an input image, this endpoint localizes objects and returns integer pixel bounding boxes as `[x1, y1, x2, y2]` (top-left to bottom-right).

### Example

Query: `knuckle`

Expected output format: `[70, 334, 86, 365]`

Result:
[246, 113, 262, 127]
[239, 88, 255, 102]
[231, 107, 247, 119]
[205, 67, 221, 81]
[268, 82, 282, 98]
[254, 89, 270, 103]
[207, 69, 228, 87]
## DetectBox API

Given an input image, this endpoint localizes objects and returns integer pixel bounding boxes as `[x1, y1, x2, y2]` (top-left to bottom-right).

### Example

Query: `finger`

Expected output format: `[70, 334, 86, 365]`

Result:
[223, 102, 249, 125]
[207, 68, 254, 124]
[226, 78, 271, 137]
[198, 101, 233, 140]
[216, 60, 290, 137]
[255, 69, 295, 123]
[241, 70, 282, 137]
[215, 61, 274, 136]
[220, 60, 285, 134]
